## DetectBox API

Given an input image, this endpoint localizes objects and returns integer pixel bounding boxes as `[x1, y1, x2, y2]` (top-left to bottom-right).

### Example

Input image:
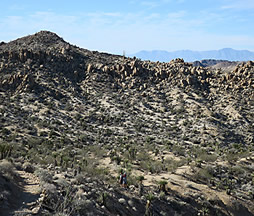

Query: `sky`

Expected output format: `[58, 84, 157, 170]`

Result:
[0, 0, 254, 54]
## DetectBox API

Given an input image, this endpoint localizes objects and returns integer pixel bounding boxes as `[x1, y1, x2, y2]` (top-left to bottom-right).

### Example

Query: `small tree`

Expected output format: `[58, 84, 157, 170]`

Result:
[145, 193, 154, 216]
[137, 175, 145, 196]
[128, 147, 137, 160]
[158, 180, 167, 192]
[137, 175, 145, 183]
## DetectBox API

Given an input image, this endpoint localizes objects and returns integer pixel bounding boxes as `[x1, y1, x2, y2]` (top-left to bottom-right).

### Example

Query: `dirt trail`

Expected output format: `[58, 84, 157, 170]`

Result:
[9, 171, 41, 216]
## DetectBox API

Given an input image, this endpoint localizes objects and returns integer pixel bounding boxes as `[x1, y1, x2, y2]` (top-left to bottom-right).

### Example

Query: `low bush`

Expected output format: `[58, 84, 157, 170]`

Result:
[0, 159, 16, 180]
[35, 168, 53, 183]
[22, 162, 35, 173]
[193, 165, 214, 182]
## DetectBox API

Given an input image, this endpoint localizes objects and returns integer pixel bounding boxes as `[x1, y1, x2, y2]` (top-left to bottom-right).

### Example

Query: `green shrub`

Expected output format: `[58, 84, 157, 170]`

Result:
[137, 175, 145, 183]
[146, 193, 155, 202]
[0, 142, 13, 159]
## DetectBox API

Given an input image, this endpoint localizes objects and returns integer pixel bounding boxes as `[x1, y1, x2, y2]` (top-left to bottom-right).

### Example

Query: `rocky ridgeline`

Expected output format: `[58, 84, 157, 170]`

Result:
[85, 57, 211, 92]
[0, 31, 253, 98]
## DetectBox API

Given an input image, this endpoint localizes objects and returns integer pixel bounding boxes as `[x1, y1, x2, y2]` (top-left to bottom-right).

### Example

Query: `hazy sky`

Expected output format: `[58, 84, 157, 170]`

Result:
[0, 0, 253, 54]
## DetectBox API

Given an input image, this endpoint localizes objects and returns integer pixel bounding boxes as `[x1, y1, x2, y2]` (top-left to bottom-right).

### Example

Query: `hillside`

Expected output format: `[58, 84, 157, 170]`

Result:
[130, 48, 254, 62]
[0, 31, 254, 216]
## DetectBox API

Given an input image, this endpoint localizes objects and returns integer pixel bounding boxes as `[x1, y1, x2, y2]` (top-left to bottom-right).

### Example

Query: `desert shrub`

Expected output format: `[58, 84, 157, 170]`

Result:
[139, 159, 164, 174]
[195, 159, 202, 168]
[1, 128, 10, 135]
[123, 159, 132, 170]
[154, 148, 160, 156]
[73, 199, 94, 215]
[55, 178, 69, 189]
[231, 165, 245, 178]
[75, 174, 84, 185]
[193, 165, 213, 182]
[140, 160, 150, 171]
[35, 168, 53, 183]
[146, 136, 155, 144]
[54, 186, 80, 215]
[22, 162, 35, 173]
[158, 180, 168, 192]
[225, 150, 250, 164]
[172, 145, 185, 156]
[127, 173, 138, 186]
[0, 159, 16, 180]
[0, 190, 11, 205]
[111, 155, 121, 165]
[0, 142, 13, 159]
[198, 152, 218, 162]
[137, 151, 151, 162]
[128, 147, 137, 160]
[83, 165, 110, 181]
[40, 155, 55, 166]
[159, 191, 166, 200]
[249, 191, 254, 199]
[225, 152, 239, 164]
[27, 137, 43, 149]
[97, 192, 109, 206]
[42, 182, 57, 195]
[88, 145, 106, 158]
[137, 175, 145, 183]
[146, 193, 155, 202]
[165, 158, 187, 173]
[14, 161, 23, 170]
[149, 160, 164, 174]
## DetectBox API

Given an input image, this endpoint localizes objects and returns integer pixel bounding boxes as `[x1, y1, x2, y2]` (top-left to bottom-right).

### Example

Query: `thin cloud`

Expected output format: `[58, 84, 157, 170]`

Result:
[141, 1, 159, 8]
[221, 0, 254, 10]
[103, 12, 122, 17]
[141, 0, 182, 9]
[167, 11, 186, 19]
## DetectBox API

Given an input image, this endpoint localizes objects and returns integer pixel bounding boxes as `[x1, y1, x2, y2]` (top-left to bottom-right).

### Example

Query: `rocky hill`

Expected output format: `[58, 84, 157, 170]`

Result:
[0, 31, 253, 216]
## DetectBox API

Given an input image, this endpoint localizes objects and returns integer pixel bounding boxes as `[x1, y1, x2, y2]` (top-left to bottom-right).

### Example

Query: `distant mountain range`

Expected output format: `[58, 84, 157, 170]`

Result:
[129, 48, 254, 62]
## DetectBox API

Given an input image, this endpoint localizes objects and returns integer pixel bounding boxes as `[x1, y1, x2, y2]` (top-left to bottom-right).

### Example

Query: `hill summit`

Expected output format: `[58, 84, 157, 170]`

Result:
[0, 31, 254, 215]
[1, 30, 66, 50]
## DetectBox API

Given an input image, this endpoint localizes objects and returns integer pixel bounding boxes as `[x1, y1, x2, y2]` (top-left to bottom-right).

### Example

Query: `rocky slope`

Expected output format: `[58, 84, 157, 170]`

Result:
[0, 31, 253, 215]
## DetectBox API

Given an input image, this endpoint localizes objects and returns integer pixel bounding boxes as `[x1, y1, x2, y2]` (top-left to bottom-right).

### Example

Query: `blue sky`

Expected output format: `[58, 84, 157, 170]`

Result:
[0, 0, 253, 54]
